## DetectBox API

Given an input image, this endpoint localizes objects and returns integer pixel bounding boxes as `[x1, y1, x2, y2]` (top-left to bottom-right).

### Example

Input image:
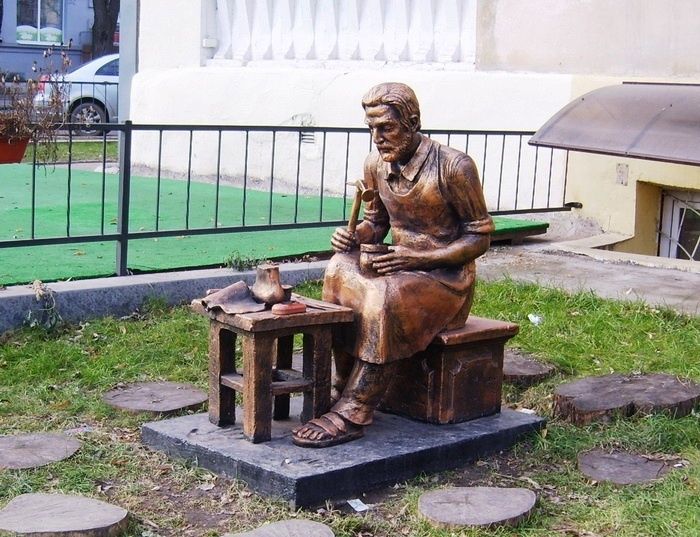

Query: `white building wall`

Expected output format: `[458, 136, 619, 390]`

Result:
[130, 0, 700, 225]
[130, 64, 573, 200]
[133, 0, 580, 134]
[138, 0, 217, 69]
[131, 0, 576, 205]
[478, 0, 700, 77]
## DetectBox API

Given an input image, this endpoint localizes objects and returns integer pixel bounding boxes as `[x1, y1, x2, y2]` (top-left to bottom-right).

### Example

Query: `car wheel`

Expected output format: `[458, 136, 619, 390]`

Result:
[70, 101, 107, 136]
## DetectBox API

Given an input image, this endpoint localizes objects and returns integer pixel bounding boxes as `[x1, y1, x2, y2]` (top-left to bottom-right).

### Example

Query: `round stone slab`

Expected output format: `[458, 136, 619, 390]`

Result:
[225, 519, 335, 536]
[578, 449, 676, 485]
[103, 381, 207, 414]
[503, 350, 555, 387]
[0, 433, 81, 470]
[0, 493, 128, 536]
[553, 373, 700, 425]
[418, 487, 537, 528]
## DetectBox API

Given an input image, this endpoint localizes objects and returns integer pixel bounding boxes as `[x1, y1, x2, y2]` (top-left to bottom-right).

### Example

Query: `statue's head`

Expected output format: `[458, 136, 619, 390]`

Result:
[362, 82, 422, 163]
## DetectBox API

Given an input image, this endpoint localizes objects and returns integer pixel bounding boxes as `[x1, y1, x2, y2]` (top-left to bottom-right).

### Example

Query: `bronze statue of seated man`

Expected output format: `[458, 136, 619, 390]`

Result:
[292, 82, 494, 448]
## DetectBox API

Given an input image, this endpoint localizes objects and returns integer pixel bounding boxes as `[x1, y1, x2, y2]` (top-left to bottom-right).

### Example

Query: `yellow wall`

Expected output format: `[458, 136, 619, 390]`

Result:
[614, 182, 662, 256]
[548, 72, 700, 255]
[567, 152, 700, 253]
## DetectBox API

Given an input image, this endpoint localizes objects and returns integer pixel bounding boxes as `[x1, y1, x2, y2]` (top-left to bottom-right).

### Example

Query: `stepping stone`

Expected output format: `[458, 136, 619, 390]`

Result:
[503, 350, 555, 387]
[578, 449, 678, 485]
[0, 493, 128, 536]
[225, 519, 335, 536]
[0, 433, 81, 470]
[418, 486, 536, 528]
[553, 373, 700, 425]
[103, 381, 207, 414]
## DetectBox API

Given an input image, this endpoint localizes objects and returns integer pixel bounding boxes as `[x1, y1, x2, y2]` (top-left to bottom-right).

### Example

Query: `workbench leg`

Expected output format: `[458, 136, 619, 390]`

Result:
[273, 335, 294, 420]
[301, 328, 332, 423]
[242, 334, 275, 443]
[208, 324, 237, 426]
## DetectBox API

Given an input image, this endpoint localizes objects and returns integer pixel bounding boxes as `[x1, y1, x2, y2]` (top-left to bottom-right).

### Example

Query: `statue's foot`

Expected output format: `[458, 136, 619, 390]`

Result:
[291, 412, 364, 448]
[330, 387, 342, 407]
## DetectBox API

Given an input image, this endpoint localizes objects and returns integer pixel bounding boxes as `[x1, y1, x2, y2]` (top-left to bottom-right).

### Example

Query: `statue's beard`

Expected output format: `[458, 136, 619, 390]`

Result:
[376, 134, 415, 163]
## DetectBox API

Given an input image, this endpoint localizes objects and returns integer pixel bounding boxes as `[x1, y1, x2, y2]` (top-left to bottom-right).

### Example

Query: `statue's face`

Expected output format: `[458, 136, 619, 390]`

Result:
[365, 105, 417, 163]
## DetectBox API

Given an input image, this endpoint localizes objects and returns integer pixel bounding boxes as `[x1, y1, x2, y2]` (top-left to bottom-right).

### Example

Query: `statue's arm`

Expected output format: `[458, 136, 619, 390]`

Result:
[431, 154, 494, 266]
[354, 153, 390, 244]
[330, 153, 389, 252]
[421, 233, 490, 268]
[374, 231, 490, 273]
[373, 153, 493, 274]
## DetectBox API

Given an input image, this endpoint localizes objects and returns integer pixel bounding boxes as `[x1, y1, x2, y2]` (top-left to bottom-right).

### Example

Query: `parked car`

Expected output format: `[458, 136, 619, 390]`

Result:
[35, 53, 119, 136]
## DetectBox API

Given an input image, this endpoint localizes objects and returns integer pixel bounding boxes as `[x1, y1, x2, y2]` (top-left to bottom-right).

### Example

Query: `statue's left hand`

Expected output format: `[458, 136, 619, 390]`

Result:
[373, 245, 430, 274]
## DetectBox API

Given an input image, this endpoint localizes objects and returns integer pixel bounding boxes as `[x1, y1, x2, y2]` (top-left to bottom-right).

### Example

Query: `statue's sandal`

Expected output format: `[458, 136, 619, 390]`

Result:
[292, 412, 364, 448]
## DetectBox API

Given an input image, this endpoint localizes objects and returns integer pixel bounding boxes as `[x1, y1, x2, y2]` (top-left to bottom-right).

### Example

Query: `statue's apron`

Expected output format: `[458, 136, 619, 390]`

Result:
[322, 141, 476, 364]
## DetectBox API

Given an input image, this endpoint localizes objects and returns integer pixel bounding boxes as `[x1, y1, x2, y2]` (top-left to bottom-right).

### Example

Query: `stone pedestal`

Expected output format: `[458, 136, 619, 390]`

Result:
[141, 398, 544, 508]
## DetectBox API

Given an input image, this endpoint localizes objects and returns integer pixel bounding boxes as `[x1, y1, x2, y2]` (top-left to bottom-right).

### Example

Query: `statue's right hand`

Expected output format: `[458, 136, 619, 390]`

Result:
[331, 227, 356, 253]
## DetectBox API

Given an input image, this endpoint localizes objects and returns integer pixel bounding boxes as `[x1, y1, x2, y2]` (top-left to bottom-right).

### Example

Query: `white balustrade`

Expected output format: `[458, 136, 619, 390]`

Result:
[293, 0, 314, 59]
[434, 0, 460, 62]
[358, 0, 384, 61]
[250, 1, 272, 60]
[314, 1, 337, 60]
[337, 0, 359, 60]
[230, 0, 251, 62]
[210, 0, 477, 66]
[384, 0, 409, 61]
[271, 0, 293, 59]
[214, 0, 233, 59]
[408, 0, 434, 63]
[460, 0, 478, 65]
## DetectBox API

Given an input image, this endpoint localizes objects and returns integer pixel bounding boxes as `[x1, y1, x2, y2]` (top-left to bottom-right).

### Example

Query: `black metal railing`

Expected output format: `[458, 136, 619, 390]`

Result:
[1, 122, 572, 277]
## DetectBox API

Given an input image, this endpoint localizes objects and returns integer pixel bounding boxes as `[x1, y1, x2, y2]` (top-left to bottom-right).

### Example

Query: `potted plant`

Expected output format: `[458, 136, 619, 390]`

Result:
[0, 46, 69, 164]
[0, 74, 34, 163]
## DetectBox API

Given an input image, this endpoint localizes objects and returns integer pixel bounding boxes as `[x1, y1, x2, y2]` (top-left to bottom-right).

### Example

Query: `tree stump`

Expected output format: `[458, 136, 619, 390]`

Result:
[102, 381, 207, 415]
[225, 519, 335, 536]
[578, 449, 678, 485]
[553, 373, 700, 425]
[0, 493, 128, 536]
[0, 433, 81, 470]
[503, 349, 555, 387]
[418, 487, 537, 528]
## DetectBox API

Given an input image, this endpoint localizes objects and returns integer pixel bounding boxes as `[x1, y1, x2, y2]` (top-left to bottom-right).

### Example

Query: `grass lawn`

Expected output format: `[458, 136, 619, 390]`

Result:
[1, 280, 698, 536]
[21, 140, 119, 164]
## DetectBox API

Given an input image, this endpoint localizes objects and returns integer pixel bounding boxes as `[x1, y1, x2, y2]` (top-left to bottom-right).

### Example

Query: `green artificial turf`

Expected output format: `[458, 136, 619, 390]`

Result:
[0, 163, 547, 285]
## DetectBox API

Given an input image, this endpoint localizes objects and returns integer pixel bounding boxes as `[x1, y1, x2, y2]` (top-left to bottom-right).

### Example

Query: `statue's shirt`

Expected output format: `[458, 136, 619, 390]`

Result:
[323, 134, 494, 363]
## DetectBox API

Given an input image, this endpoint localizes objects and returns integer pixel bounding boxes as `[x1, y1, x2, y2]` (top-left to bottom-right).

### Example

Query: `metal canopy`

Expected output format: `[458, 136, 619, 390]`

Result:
[529, 83, 700, 166]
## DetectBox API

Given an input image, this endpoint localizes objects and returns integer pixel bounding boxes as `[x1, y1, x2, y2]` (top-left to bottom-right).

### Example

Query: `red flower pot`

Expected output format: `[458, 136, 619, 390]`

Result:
[0, 137, 30, 164]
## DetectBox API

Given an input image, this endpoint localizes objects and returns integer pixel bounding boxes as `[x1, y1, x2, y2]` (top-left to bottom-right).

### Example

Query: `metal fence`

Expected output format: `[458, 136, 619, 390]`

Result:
[2, 80, 119, 127]
[1, 122, 573, 276]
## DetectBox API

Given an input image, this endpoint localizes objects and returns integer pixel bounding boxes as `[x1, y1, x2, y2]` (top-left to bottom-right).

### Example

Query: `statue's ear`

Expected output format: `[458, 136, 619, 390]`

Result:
[408, 115, 420, 132]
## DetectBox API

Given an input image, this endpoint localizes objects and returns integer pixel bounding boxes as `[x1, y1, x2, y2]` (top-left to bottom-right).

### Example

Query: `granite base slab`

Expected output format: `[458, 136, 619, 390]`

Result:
[141, 400, 545, 508]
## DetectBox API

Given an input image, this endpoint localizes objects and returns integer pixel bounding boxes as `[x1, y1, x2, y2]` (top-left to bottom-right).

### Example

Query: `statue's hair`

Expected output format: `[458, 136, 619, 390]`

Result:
[361, 82, 421, 131]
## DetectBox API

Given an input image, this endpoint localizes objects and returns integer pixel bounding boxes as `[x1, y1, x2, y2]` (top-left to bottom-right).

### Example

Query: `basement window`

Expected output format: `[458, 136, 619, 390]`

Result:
[659, 190, 700, 261]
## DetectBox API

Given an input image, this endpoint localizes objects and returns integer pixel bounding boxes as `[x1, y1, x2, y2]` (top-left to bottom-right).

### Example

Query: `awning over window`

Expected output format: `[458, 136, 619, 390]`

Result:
[529, 83, 700, 166]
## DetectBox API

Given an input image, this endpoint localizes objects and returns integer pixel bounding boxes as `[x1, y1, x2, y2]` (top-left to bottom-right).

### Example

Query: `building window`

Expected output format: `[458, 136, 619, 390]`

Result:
[659, 190, 700, 261]
[16, 0, 63, 44]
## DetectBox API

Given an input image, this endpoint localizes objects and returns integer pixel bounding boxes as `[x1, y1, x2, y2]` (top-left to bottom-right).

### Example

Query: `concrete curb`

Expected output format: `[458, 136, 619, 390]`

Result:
[0, 261, 328, 334]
